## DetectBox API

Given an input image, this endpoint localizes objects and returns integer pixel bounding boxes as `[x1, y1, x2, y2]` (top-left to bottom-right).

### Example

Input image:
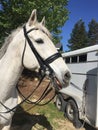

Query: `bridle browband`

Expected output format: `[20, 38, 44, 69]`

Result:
[23, 25, 62, 74]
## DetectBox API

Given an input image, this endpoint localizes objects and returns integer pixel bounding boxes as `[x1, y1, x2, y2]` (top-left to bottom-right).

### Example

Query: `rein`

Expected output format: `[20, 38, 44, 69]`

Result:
[16, 75, 56, 106]
[0, 25, 62, 113]
[0, 75, 56, 113]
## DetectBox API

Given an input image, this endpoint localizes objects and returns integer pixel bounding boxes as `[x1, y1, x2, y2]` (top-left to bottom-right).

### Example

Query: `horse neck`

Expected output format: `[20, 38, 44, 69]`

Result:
[0, 31, 24, 100]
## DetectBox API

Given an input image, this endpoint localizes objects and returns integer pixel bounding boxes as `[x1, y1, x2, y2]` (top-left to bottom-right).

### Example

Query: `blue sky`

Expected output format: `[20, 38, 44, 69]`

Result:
[61, 0, 98, 51]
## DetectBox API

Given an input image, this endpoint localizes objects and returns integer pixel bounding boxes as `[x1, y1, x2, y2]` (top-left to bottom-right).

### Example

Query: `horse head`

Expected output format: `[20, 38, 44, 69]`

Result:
[22, 9, 71, 88]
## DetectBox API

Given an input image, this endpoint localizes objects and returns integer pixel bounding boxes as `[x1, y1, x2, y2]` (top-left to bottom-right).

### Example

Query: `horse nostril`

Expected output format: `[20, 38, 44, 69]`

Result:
[64, 71, 71, 80]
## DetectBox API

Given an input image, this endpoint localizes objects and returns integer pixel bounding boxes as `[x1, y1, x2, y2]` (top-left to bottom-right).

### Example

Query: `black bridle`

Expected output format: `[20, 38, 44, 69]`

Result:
[0, 25, 62, 113]
[22, 25, 62, 75]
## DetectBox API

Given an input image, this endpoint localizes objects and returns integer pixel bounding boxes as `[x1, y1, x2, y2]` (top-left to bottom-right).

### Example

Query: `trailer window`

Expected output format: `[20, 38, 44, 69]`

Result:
[71, 56, 77, 63]
[65, 57, 70, 63]
[79, 54, 87, 62]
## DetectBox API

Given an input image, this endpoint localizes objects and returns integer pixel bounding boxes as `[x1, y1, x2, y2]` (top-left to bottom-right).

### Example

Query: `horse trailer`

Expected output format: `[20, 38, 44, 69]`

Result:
[55, 45, 98, 128]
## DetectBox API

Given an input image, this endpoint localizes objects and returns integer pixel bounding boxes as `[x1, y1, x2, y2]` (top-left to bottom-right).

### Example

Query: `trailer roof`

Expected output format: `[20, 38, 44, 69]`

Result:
[62, 45, 98, 57]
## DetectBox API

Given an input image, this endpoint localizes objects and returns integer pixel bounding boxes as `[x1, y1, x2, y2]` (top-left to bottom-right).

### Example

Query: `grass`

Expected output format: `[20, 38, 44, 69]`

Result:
[31, 103, 65, 129]
[13, 102, 66, 130]
[31, 102, 64, 119]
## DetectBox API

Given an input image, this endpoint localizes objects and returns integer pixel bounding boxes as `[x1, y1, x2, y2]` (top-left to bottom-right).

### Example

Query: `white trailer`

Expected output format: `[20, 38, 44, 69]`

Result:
[55, 45, 98, 128]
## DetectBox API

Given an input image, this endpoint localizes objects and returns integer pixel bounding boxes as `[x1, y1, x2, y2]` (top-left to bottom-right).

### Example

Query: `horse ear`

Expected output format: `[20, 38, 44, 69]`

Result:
[40, 16, 45, 26]
[28, 9, 37, 26]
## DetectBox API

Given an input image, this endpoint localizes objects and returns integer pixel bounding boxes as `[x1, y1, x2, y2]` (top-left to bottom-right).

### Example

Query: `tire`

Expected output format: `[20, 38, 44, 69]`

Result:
[65, 99, 82, 128]
[55, 94, 62, 111]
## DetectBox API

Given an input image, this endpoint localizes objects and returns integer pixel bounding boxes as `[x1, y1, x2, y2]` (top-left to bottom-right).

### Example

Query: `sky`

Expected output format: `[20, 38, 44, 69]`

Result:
[61, 0, 98, 51]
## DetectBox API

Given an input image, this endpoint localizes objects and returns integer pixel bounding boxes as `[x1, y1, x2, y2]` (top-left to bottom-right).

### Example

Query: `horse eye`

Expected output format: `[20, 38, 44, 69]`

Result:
[35, 38, 44, 44]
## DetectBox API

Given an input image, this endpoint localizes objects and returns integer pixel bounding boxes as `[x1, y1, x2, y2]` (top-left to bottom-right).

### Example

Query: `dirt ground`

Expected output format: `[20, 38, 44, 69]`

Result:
[11, 70, 96, 130]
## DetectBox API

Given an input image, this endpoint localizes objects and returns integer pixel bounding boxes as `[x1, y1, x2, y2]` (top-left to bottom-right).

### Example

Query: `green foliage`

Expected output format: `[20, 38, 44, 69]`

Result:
[68, 19, 89, 51]
[0, 0, 69, 46]
[67, 19, 98, 51]
[88, 19, 98, 45]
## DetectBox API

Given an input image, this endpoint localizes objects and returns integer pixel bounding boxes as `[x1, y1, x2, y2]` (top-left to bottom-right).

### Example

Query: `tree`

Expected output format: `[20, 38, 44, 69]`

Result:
[88, 19, 98, 45]
[67, 19, 89, 51]
[0, 0, 69, 46]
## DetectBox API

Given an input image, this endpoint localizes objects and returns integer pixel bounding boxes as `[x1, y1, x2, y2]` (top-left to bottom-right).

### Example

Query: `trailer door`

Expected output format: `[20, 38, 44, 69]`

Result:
[85, 51, 98, 127]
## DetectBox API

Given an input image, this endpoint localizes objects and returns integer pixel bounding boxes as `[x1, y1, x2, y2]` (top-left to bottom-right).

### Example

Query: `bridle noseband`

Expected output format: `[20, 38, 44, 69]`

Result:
[23, 25, 62, 75]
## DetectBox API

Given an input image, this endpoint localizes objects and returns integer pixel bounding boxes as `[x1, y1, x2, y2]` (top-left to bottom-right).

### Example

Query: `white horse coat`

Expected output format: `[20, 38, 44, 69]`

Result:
[0, 10, 70, 130]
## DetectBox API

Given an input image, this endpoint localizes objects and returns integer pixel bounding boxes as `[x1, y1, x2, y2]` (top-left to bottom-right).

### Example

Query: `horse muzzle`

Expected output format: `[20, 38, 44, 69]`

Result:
[63, 71, 71, 85]
[52, 71, 71, 90]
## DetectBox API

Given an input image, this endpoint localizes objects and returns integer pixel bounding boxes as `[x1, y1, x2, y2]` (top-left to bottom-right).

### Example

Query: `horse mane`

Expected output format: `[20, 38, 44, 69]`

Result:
[0, 23, 52, 60]
[0, 27, 22, 59]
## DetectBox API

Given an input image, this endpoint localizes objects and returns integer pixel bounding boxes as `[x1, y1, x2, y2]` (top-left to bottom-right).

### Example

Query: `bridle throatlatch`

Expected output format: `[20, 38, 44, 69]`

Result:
[0, 25, 62, 113]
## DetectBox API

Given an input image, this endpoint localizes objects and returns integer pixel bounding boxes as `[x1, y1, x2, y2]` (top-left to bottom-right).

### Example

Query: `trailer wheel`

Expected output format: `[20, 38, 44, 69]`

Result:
[65, 99, 82, 128]
[55, 94, 62, 111]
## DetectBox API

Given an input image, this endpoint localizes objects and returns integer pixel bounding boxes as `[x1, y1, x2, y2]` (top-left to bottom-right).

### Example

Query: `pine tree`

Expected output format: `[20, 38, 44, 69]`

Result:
[67, 19, 89, 51]
[88, 19, 98, 45]
[0, 0, 69, 46]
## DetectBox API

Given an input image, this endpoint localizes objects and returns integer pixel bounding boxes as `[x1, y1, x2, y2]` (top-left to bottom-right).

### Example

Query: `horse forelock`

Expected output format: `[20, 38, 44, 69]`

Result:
[34, 23, 52, 39]
[0, 27, 22, 59]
